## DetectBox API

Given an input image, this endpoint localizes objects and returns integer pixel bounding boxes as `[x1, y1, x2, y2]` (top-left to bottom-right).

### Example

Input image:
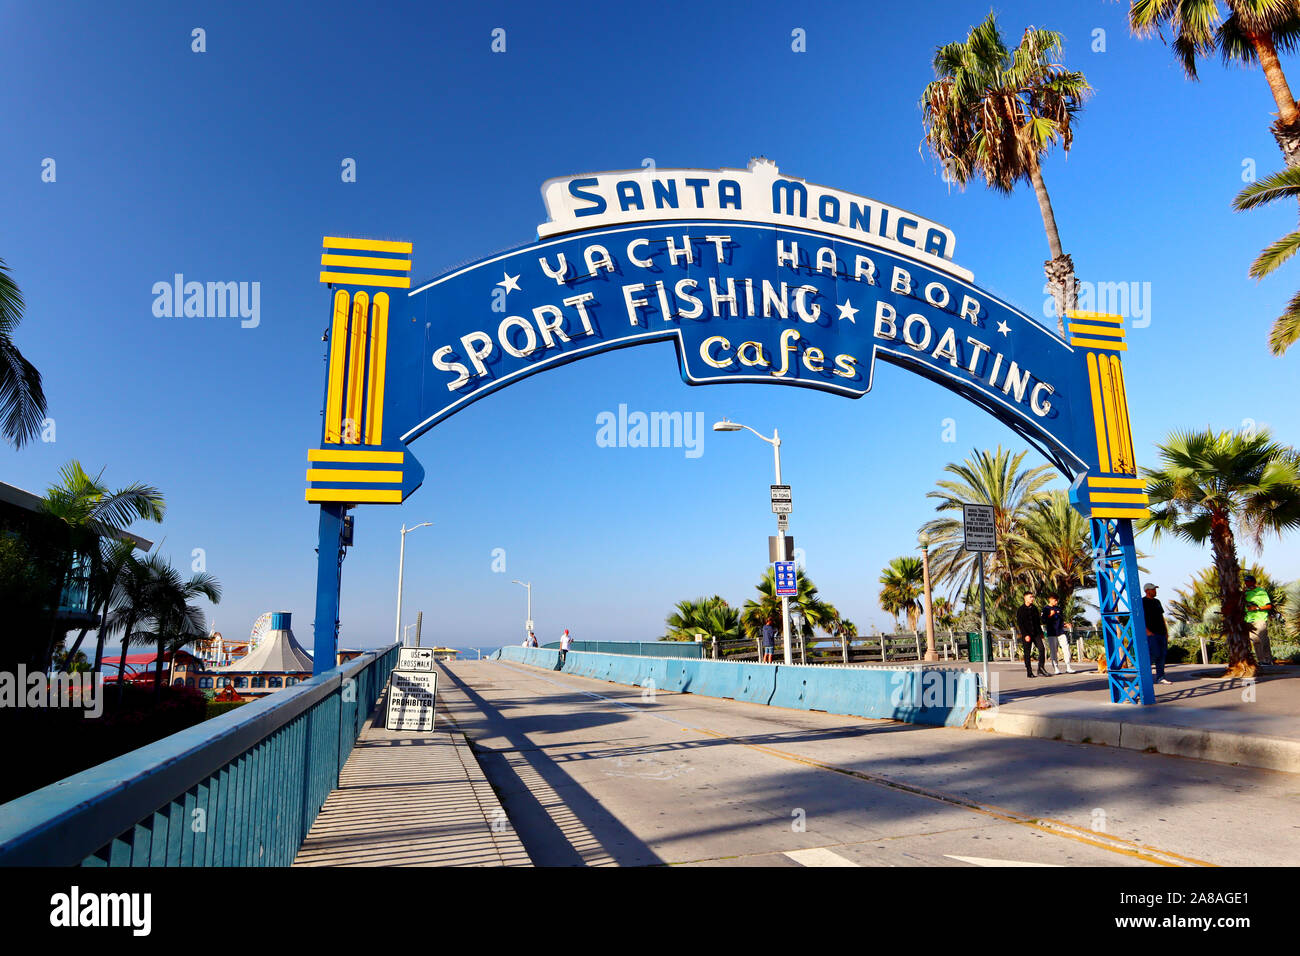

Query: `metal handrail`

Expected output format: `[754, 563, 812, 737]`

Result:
[0, 643, 398, 867]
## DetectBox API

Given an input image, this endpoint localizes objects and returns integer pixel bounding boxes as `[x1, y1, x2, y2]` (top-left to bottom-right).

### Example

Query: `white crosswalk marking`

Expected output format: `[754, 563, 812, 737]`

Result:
[784, 847, 860, 867]
[944, 855, 1060, 867]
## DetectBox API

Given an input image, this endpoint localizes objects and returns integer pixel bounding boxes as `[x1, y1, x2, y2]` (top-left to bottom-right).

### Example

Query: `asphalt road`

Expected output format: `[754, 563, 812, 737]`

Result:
[436, 659, 1300, 867]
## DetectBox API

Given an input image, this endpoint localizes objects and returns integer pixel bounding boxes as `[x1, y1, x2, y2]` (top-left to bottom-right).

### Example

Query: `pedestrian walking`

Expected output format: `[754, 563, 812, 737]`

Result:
[528, 631, 538, 648]
[1142, 584, 1171, 684]
[1015, 591, 1048, 678]
[1243, 574, 1275, 666]
[760, 620, 776, 664]
[558, 628, 572, 666]
[1043, 595, 1074, 674]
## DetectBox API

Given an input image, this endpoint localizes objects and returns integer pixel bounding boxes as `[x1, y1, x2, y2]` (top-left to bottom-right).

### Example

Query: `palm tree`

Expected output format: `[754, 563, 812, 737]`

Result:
[827, 615, 858, 661]
[1140, 428, 1300, 676]
[741, 567, 839, 645]
[139, 562, 221, 693]
[105, 553, 168, 702]
[1128, 1, 1300, 167]
[921, 12, 1091, 332]
[1232, 166, 1300, 353]
[1171, 564, 1285, 644]
[663, 596, 739, 644]
[0, 258, 46, 448]
[931, 597, 958, 630]
[91, 539, 138, 674]
[919, 446, 1057, 598]
[1019, 489, 1097, 601]
[41, 461, 164, 672]
[879, 556, 925, 632]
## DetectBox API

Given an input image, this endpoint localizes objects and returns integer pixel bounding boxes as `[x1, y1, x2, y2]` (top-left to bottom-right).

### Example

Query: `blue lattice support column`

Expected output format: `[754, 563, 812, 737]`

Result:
[1090, 517, 1155, 705]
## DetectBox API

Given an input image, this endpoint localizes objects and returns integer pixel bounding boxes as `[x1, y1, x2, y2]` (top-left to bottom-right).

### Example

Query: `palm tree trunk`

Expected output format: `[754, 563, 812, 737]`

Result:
[92, 605, 109, 674]
[1027, 162, 1076, 336]
[1209, 513, 1255, 676]
[115, 616, 135, 706]
[154, 634, 166, 695]
[1250, 33, 1300, 167]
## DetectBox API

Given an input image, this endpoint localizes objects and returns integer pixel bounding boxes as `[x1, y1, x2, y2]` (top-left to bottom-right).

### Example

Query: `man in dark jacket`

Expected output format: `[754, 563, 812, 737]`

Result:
[1015, 591, 1047, 678]
[1142, 584, 1171, 685]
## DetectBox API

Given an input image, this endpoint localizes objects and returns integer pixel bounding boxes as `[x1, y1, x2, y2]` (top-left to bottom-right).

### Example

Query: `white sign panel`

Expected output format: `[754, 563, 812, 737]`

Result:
[397, 646, 436, 672]
[536, 160, 968, 280]
[386, 670, 438, 732]
[771, 501, 793, 515]
[962, 503, 997, 553]
[770, 484, 792, 502]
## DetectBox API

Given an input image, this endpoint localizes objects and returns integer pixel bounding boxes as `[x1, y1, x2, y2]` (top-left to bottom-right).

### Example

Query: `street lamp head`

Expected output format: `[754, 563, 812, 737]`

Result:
[713, 419, 742, 432]
[918, 531, 930, 549]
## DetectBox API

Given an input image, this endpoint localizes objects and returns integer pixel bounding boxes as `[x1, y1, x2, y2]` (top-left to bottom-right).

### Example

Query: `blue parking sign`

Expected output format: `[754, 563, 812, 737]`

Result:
[774, 561, 797, 596]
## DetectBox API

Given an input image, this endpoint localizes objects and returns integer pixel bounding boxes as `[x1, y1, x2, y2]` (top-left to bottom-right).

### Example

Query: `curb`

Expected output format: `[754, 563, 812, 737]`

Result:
[975, 708, 1300, 774]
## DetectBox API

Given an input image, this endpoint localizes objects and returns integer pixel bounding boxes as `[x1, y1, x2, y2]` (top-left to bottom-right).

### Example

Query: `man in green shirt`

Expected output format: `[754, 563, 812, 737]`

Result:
[1243, 574, 1274, 666]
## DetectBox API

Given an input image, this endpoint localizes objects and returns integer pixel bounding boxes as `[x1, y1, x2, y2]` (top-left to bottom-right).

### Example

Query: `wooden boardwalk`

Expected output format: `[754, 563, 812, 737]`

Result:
[294, 693, 530, 867]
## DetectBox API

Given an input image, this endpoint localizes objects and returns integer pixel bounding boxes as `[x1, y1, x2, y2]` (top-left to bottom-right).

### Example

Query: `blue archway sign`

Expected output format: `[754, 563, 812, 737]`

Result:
[308, 159, 1155, 705]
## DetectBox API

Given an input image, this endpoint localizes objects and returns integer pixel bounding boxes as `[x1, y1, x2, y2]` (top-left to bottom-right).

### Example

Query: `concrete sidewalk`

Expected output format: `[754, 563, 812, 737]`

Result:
[293, 689, 531, 866]
[972, 661, 1300, 773]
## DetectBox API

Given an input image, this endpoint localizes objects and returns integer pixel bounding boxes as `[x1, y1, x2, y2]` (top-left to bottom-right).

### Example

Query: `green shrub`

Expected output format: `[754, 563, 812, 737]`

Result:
[205, 700, 248, 720]
[1270, 642, 1300, 664]
[1165, 643, 1190, 664]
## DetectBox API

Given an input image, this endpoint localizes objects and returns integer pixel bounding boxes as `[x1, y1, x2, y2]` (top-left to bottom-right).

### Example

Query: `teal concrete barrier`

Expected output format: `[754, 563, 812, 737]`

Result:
[494, 647, 977, 726]
[536, 641, 704, 659]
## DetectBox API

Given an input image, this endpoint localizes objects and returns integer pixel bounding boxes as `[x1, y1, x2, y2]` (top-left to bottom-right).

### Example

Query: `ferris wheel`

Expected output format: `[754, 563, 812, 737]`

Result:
[249, 612, 274, 651]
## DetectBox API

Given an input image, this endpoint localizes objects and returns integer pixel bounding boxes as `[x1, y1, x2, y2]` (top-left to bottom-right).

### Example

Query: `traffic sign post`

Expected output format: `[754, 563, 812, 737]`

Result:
[774, 560, 797, 597]
[962, 503, 997, 705]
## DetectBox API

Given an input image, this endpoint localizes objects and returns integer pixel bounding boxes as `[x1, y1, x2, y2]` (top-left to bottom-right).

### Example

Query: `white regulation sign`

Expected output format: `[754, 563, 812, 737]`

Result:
[386, 669, 438, 732]
[962, 503, 997, 553]
[397, 647, 436, 672]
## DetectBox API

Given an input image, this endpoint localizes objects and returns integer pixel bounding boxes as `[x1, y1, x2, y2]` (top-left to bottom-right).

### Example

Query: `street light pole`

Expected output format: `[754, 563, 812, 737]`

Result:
[395, 522, 433, 646]
[919, 532, 937, 662]
[714, 419, 792, 665]
[511, 580, 532, 636]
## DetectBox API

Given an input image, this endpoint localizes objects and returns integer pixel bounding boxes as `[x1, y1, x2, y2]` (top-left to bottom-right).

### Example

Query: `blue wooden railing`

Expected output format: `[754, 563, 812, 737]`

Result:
[0, 643, 399, 867]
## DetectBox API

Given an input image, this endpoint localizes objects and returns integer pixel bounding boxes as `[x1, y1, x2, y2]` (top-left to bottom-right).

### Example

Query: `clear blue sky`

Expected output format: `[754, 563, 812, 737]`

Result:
[3, 0, 1298, 652]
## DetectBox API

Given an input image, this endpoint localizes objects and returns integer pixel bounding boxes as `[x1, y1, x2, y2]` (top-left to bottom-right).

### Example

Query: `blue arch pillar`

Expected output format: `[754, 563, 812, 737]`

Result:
[312, 503, 345, 676]
[1090, 517, 1155, 705]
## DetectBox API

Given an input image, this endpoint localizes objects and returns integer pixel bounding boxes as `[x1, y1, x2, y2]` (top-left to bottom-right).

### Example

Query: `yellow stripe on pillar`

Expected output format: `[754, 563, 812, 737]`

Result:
[306, 488, 403, 504]
[1086, 352, 1111, 474]
[365, 293, 388, 445]
[1097, 356, 1123, 477]
[345, 292, 369, 443]
[1111, 355, 1136, 475]
[325, 290, 350, 444]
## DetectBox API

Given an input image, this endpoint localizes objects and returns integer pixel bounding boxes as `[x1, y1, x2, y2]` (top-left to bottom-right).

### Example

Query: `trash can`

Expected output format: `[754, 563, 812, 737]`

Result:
[967, 631, 987, 663]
